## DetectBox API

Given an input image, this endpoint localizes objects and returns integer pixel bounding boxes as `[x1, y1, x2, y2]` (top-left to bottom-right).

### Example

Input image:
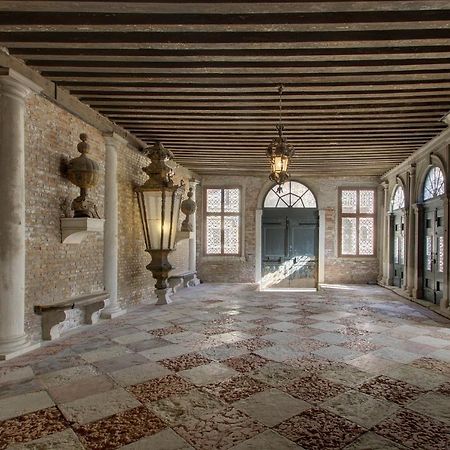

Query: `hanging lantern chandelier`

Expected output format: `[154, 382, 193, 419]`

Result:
[266, 85, 295, 193]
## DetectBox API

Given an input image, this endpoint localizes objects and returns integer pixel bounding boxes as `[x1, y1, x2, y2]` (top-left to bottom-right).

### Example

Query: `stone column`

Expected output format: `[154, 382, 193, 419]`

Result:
[188, 178, 200, 286]
[412, 203, 424, 299]
[101, 133, 127, 319]
[406, 165, 416, 295]
[0, 69, 41, 359]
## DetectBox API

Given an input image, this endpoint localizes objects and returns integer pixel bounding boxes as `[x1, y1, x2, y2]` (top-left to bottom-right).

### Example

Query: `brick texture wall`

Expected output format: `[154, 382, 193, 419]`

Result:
[24, 94, 193, 338]
[197, 175, 380, 285]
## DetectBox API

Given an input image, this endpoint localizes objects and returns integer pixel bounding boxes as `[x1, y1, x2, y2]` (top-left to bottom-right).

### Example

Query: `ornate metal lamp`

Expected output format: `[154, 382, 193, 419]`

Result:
[266, 85, 295, 193]
[136, 142, 184, 305]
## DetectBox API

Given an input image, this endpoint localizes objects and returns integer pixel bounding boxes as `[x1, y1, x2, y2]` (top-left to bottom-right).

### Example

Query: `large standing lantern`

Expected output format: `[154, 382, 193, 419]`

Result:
[266, 85, 295, 193]
[136, 142, 184, 304]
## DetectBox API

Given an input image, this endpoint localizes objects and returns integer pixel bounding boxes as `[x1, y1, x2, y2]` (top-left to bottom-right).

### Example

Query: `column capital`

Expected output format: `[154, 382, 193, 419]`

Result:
[189, 178, 201, 187]
[0, 67, 42, 98]
[102, 132, 128, 148]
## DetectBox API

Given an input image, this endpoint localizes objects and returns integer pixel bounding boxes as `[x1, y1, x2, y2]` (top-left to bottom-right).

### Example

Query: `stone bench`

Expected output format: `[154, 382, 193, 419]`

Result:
[168, 271, 201, 293]
[34, 292, 108, 340]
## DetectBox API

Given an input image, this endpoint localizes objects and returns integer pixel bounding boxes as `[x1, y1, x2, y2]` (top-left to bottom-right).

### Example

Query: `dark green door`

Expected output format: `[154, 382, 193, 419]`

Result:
[423, 205, 444, 304]
[392, 212, 405, 287]
[262, 208, 318, 288]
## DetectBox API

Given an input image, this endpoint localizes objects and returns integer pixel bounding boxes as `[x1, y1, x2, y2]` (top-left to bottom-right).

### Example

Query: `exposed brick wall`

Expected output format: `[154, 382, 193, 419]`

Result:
[25, 94, 105, 339]
[197, 175, 380, 285]
[24, 94, 194, 338]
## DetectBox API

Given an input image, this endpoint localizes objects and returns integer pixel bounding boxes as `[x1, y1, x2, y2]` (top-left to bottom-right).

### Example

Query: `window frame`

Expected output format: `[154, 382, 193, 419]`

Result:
[203, 186, 242, 256]
[338, 187, 377, 258]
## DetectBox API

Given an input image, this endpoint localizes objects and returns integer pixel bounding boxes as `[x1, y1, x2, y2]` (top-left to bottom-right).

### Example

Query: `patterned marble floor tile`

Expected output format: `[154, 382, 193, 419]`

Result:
[0, 391, 54, 421]
[149, 325, 186, 337]
[158, 353, 211, 372]
[230, 429, 304, 450]
[436, 381, 450, 395]
[74, 406, 165, 450]
[173, 406, 265, 450]
[254, 344, 306, 363]
[212, 332, 254, 345]
[200, 345, 248, 362]
[289, 327, 323, 338]
[285, 355, 343, 374]
[274, 407, 364, 450]
[128, 374, 193, 402]
[386, 364, 448, 390]
[409, 335, 450, 348]
[0, 378, 44, 401]
[203, 375, 268, 403]
[119, 428, 194, 450]
[407, 392, 450, 424]
[249, 361, 303, 387]
[59, 388, 141, 425]
[430, 349, 450, 363]
[313, 345, 363, 362]
[282, 376, 347, 405]
[29, 352, 86, 376]
[224, 354, 268, 373]
[5, 428, 84, 450]
[38, 365, 100, 388]
[47, 374, 116, 404]
[374, 409, 449, 450]
[80, 345, 132, 364]
[230, 337, 273, 352]
[112, 332, 153, 345]
[149, 389, 224, 425]
[342, 431, 406, 450]
[247, 318, 279, 326]
[0, 366, 34, 386]
[320, 364, 374, 388]
[322, 390, 399, 428]
[358, 375, 424, 406]
[179, 362, 239, 386]
[202, 325, 235, 336]
[341, 339, 381, 353]
[93, 352, 149, 372]
[259, 332, 299, 345]
[125, 337, 172, 353]
[140, 343, 191, 362]
[233, 388, 311, 427]
[110, 361, 172, 386]
[266, 322, 303, 332]
[411, 357, 450, 376]
[347, 354, 401, 375]
[0, 407, 69, 449]
[314, 332, 351, 345]
[370, 347, 420, 364]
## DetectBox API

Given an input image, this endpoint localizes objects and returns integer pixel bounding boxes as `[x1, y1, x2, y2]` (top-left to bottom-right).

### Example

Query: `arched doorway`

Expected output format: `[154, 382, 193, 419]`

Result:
[391, 185, 406, 287]
[261, 181, 318, 289]
[421, 166, 445, 304]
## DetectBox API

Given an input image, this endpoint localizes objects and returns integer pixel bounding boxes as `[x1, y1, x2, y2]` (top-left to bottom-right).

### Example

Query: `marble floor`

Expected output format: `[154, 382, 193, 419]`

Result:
[1, 284, 450, 450]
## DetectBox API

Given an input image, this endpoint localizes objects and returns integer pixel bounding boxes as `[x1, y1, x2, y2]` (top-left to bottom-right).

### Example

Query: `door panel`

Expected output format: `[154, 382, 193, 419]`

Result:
[262, 208, 318, 289]
[423, 205, 444, 304]
[392, 212, 405, 288]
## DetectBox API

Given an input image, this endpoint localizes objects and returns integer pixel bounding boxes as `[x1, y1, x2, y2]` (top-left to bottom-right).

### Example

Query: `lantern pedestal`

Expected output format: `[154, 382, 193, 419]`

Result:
[147, 249, 174, 305]
[60, 217, 104, 244]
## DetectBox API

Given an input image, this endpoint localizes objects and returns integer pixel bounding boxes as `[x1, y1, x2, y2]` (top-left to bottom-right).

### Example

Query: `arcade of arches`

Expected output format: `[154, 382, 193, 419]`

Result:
[1, 3, 450, 449]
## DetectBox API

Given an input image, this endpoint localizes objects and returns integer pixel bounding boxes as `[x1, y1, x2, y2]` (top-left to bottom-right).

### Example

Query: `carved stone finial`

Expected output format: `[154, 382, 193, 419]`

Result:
[66, 133, 100, 218]
[181, 187, 197, 232]
[141, 141, 175, 188]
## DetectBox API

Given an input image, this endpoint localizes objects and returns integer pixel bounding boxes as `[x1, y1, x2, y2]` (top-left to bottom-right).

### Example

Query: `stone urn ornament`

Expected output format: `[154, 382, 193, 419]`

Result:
[66, 133, 100, 218]
[180, 187, 197, 232]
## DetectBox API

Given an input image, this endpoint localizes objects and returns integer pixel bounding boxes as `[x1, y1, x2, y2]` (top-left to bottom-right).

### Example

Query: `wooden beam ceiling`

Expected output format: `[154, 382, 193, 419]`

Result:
[1, 1, 449, 176]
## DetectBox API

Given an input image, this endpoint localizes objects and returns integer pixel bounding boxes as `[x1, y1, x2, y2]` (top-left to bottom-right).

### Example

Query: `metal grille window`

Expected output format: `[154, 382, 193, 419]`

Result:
[205, 188, 240, 255]
[339, 188, 376, 256]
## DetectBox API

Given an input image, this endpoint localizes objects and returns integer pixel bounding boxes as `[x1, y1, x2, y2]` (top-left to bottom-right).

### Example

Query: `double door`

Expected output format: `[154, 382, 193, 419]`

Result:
[262, 208, 318, 288]
[392, 212, 405, 287]
[423, 205, 444, 304]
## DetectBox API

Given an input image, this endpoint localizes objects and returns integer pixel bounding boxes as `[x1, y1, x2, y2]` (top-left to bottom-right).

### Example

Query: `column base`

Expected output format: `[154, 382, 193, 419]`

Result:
[100, 306, 126, 319]
[0, 336, 41, 361]
[155, 288, 173, 305]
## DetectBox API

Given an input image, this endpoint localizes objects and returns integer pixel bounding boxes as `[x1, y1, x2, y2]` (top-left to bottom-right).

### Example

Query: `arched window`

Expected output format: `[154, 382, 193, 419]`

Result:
[263, 181, 317, 208]
[423, 166, 445, 201]
[391, 186, 405, 211]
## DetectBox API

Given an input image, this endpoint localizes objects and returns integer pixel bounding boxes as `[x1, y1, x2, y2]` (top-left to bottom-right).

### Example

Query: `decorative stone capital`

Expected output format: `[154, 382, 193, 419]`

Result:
[0, 67, 42, 100]
[103, 131, 128, 150]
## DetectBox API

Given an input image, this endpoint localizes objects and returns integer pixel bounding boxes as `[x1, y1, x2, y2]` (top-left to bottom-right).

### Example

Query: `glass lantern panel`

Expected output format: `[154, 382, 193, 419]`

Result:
[224, 188, 240, 213]
[206, 216, 222, 254]
[142, 191, 163, 250]
[359, 217, 374, 255]
[341, 217, 357, 255]
[207, 189, 222, 212]
[359, 190, 375, 214]
[224, 216, 240, 254]
[423, 166, 445, 201]
[341, 190, 357, 214]
[168, 189, 182, 250]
